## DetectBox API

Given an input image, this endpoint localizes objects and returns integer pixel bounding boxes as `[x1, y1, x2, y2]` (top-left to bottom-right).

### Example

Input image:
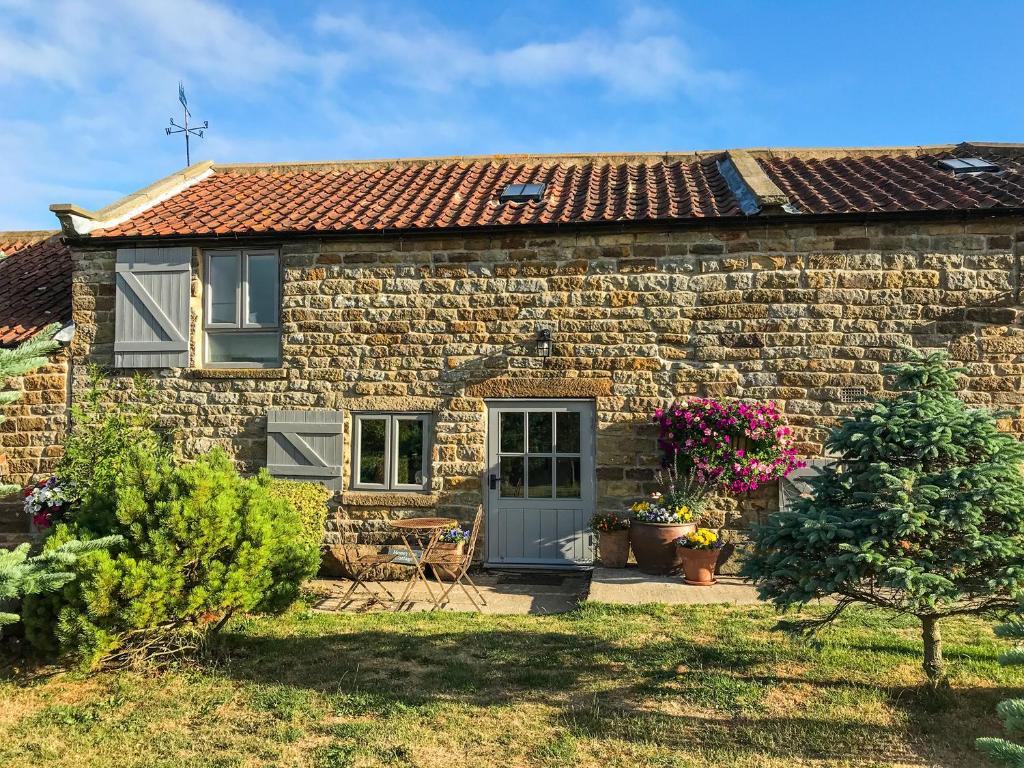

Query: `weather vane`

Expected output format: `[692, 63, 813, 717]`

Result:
[165, 81, 208, 165]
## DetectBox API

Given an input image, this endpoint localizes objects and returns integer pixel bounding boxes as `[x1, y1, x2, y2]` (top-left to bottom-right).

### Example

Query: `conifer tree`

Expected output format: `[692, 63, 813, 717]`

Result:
[977, 612, 1024, 766]
[743, 352, 1024, 682]
[0, 537, 120, 627]
[0, 324, 60, 496]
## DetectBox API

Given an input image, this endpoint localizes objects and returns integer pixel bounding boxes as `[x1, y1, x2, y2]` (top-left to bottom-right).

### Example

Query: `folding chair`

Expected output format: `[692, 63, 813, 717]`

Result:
[423, 506, 487, 612]
[334, 544, 400, 607]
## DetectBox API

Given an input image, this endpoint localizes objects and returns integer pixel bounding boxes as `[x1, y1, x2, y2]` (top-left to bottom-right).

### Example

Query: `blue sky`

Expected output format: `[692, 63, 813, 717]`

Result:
[2, 0, 1021, 229]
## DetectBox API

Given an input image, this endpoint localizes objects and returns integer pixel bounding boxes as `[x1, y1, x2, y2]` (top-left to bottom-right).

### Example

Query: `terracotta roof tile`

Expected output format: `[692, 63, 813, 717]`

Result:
[758, 148, 1024, 215]
[92, 156, 745, 238]
[0, 232, 71, 345]
[76, 145, 1024, 240]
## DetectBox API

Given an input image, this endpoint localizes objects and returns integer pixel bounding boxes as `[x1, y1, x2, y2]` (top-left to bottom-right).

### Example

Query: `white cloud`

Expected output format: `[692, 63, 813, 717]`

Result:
[0, 0, 740, 228]
[313, 5, 736, 99]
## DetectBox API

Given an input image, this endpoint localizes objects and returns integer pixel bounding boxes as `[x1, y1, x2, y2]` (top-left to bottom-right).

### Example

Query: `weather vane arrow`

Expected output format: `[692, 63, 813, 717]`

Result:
[165, 81, 208, 165]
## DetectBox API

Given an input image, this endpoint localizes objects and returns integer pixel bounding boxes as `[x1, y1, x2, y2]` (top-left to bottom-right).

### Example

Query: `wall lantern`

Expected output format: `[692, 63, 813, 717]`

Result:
[536, 328, 552, 358]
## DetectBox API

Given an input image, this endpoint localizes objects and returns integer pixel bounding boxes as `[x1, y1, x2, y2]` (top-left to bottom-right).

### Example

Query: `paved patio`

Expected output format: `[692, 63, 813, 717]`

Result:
[308, 571, 591, 615]
[587, 566, 763, 605]
[309, 565, 764, 615]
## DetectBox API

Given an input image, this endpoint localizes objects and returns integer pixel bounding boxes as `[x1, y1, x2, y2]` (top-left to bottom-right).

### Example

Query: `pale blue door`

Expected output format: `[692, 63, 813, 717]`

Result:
[485, 401, 596, 568]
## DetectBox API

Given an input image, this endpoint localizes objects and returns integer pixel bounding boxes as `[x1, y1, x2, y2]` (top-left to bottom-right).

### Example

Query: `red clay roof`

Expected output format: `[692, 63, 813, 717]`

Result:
[77, 143, 1024, 239]
[0, 232, 71, 345]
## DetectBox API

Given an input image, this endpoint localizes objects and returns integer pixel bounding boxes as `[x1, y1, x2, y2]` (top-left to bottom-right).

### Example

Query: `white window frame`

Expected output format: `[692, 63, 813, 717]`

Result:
[351, 413, 431, 491]
[204, 248, 281, 368]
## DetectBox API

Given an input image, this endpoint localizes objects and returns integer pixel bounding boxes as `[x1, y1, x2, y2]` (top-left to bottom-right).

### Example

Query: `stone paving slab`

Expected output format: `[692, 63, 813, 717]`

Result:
[587, 566, 763, 605]
[308, 571, 590, 615]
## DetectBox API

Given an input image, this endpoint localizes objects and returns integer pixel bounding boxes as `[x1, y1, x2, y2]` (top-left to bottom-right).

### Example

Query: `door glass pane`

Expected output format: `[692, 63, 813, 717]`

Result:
[528, 412, 553, 454]
[208, 254, 238, 324]
[527, 457, 552, 498]
[556, 457, 581, 498]
[395, 419, 424, 486]
[246, 253, 278, 326]
[556, 412, 581, 453]
[207, 332, 280, 365]
[358, 418, 387, 485]
[500, 412, 524, 453]
[499, 456, 524, 497]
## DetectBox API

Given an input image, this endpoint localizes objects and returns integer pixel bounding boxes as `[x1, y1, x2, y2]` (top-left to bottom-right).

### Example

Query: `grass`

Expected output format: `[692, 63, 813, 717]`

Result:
[0, 601, 1019, 767]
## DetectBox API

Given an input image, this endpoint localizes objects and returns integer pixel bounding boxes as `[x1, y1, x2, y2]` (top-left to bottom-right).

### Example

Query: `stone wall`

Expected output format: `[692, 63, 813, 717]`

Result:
[68, 217, 1024, 546]
[0, 351, 68, 487]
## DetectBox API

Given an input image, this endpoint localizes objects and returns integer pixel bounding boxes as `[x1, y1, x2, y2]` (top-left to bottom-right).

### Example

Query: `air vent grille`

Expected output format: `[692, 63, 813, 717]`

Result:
[839, 387, 868, 403]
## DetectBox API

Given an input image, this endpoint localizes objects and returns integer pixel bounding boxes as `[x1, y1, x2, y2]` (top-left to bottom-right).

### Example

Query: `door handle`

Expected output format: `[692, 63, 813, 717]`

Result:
[489, 474, 500, 490]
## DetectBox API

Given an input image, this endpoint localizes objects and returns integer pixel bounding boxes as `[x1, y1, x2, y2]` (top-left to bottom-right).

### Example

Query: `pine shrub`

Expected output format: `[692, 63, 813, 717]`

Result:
[24, 436, 320, 666]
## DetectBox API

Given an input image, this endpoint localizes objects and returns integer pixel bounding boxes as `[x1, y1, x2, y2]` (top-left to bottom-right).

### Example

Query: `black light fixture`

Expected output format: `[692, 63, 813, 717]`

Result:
[536, 328, 552, 358]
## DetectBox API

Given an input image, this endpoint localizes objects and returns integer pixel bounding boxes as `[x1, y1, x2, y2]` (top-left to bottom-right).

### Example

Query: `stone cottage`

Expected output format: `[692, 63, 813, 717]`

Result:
[6, 141, 1024, 567]
[0, 231, 72, 547]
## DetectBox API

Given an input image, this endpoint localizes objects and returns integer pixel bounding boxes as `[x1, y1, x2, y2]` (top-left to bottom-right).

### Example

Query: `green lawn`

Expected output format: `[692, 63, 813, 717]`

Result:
[0, 602, 1018, 768]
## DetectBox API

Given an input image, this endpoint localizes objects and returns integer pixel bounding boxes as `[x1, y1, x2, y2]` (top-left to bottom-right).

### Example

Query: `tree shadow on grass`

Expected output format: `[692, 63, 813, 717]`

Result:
[207, 618, 1017, 767]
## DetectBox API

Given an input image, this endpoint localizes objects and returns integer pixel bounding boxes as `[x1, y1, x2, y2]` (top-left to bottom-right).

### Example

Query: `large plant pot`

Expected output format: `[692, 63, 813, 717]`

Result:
[430, 541, 465, 582]
[630, 521, 697, 575]
[598, 530, 630, 568]
[680, 549, 721, 586]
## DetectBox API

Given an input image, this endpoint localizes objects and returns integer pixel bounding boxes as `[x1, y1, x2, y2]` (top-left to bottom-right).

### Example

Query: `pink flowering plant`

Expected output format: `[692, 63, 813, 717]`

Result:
[654, 398, 803, 496]
[22, 476, 74, 529]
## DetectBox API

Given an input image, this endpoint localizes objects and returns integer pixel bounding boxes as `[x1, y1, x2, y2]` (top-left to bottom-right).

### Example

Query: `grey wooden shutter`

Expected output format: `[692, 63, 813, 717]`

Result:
[778, 458, 833, 513]
[267, 409, 343, 490]
[114, 247, 191, 368]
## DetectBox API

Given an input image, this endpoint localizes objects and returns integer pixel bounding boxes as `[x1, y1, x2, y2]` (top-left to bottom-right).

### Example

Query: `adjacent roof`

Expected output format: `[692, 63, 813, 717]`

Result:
[50, 142, 1024, 240]
[0, 232, 71, 345]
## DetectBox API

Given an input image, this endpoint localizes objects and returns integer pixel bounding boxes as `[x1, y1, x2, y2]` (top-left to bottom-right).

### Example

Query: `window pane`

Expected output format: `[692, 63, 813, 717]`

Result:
[207, 332, 280, 365]
[395, 419, 425, 486]
[527, 457, 552, 498]
[499, 456, 524, 498]
[209, 254, 238, 325]
[528, 412, 552, 454]
[246, 253, 278, 326]
[556, 412, 581, 453]
[358, 418, 387, 485]
[500, 412, 524, 453]
[556, 457, 581, 498]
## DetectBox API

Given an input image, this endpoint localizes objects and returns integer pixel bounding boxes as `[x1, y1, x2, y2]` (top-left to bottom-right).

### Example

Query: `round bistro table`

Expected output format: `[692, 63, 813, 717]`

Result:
[389, 517, 458, 610]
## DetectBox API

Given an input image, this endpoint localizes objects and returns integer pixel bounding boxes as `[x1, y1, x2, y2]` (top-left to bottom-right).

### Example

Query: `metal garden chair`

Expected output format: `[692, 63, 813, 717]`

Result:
[423, 505, 487, 612]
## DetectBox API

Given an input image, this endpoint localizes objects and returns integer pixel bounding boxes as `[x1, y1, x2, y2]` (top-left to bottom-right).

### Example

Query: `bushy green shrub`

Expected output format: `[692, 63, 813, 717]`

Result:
[25, 416, 320, 666]
[266, 478, 330, 551]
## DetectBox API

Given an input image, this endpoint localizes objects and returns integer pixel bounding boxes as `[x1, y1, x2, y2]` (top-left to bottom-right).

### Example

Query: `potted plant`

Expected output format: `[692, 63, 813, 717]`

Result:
[590, 512, 630, 568]
[23, 476, 73, 530]
[676, 528, 725, 585]
[431, 526, 470, 581]
[628, 464, 702, 574]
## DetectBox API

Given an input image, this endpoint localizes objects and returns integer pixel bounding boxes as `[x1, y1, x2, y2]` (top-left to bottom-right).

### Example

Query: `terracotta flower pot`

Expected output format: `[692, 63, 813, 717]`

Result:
[680, 548, 721, 586]
[630, 521, 697, 575]
[431, 541, 465, 581]
[598, 529, 630, 568]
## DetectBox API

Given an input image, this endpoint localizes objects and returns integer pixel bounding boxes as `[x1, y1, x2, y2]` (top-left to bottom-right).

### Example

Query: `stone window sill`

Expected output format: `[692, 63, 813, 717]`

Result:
[341, 491, 438, 508]
[187, 368, 288, 380]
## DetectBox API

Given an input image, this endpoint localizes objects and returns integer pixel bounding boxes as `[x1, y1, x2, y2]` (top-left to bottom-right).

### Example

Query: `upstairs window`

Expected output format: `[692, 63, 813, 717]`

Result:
[352, 413, 431, 491]
[204, 249, 280, 367]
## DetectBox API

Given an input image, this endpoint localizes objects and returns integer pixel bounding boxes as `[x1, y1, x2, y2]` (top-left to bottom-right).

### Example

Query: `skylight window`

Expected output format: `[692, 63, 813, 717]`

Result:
[499, 182, 546, 203]
[937, 157, 1000, 175]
